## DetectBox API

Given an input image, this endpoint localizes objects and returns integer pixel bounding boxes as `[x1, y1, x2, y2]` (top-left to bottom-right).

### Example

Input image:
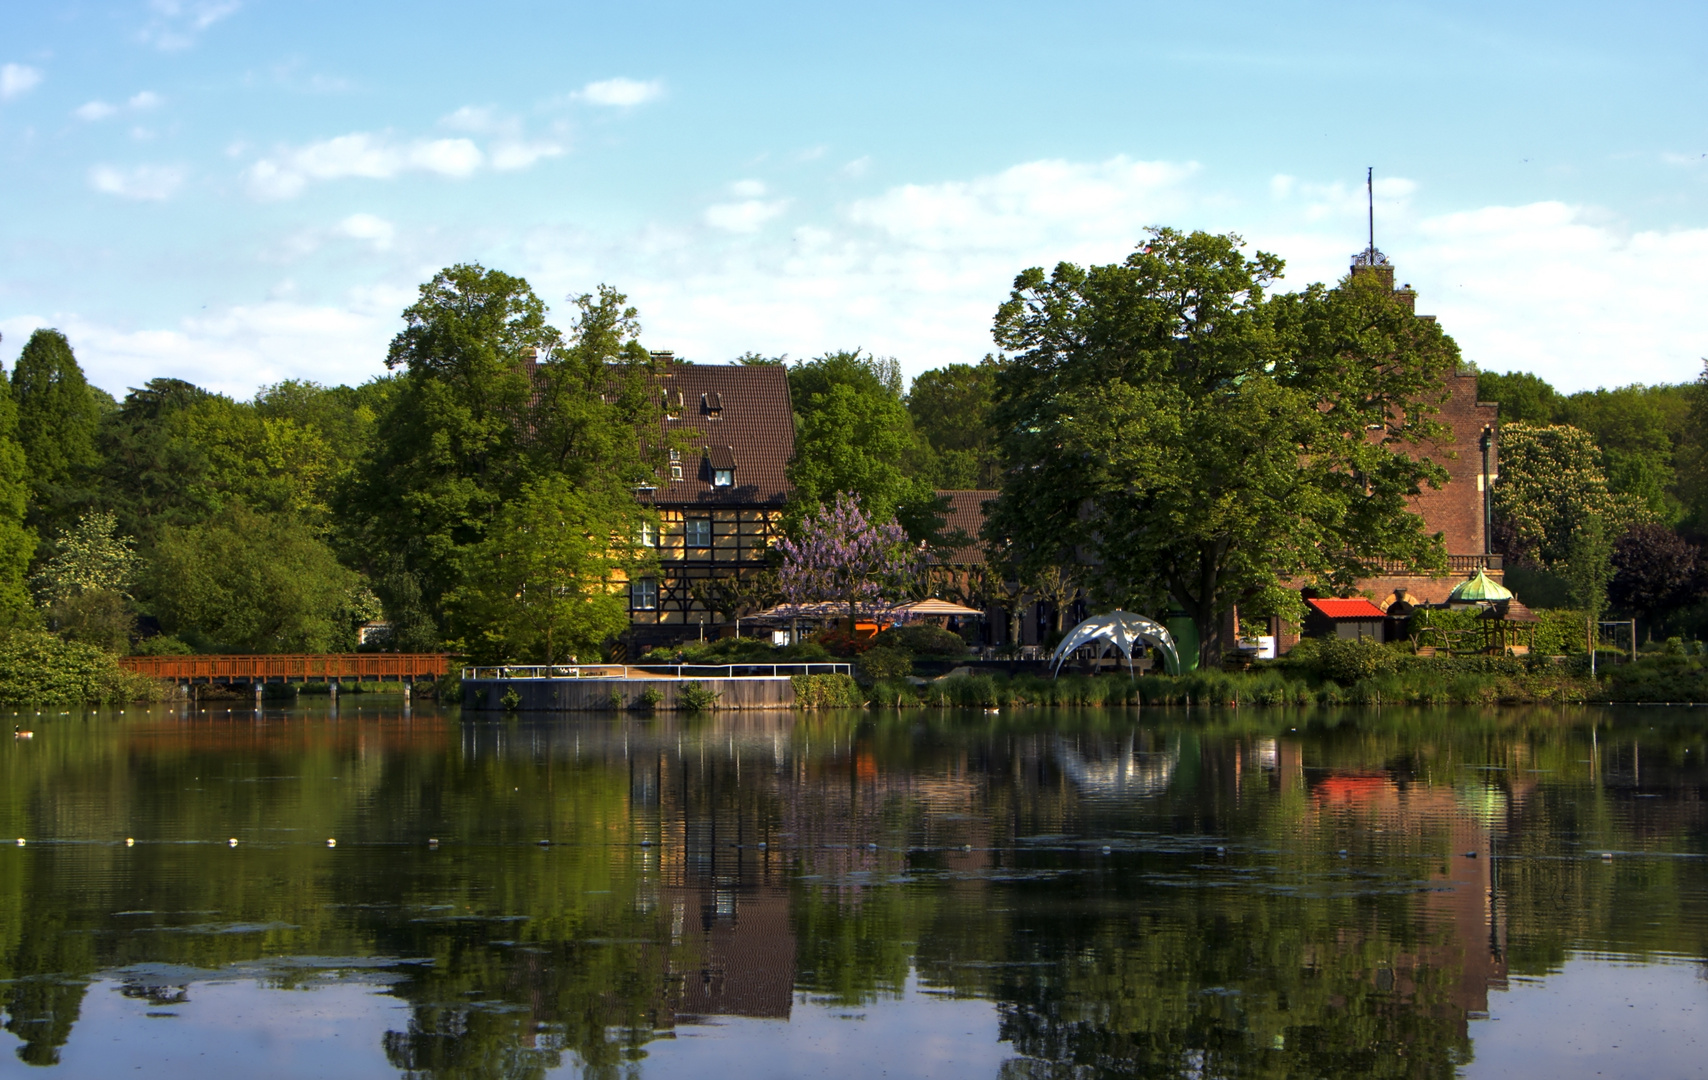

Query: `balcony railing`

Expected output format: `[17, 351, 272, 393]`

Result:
[1364, 554, 1503, 575]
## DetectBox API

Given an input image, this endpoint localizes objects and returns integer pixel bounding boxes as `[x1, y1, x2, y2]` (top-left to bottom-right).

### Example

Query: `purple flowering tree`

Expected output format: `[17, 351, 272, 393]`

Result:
[776, 493, 916, 629]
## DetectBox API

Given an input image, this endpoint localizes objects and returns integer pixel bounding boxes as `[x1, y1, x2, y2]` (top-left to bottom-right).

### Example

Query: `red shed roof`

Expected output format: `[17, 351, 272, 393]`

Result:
[1306, 598, 1387, 620]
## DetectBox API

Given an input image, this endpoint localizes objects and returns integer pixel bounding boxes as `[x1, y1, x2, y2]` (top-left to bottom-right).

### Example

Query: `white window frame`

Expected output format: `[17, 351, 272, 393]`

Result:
[713, 468, 734, 487]
[685, 517, 713, 549]
[631, 578, 658, 610]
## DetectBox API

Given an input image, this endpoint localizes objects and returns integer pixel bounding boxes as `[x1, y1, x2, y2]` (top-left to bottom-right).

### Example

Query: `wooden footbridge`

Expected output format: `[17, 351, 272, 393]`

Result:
[119, 654, 455, 703]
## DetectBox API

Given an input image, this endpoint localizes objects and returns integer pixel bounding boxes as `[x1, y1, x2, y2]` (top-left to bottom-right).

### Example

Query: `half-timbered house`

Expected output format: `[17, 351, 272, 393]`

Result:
[624, 356, 796, 648]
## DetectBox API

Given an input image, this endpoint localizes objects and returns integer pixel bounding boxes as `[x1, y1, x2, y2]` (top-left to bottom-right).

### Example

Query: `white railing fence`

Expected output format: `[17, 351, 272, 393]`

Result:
[462, 662, 853, 681]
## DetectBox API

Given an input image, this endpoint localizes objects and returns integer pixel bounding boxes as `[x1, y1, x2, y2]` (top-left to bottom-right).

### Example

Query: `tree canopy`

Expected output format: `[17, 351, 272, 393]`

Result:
[9, 329, 103, 532]
[986, 228, 1460, 663]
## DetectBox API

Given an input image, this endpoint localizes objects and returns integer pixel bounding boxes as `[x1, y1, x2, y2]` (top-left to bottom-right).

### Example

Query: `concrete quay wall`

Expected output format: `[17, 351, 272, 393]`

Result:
[463, 676, 796, 712]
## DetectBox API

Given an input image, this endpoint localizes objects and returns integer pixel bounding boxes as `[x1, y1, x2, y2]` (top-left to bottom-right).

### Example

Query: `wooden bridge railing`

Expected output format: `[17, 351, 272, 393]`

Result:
[118, 654, 456, 683]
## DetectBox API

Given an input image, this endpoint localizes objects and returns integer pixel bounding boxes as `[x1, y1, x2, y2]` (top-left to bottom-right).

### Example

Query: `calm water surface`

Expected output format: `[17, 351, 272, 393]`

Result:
[0, 700, 1704, 1079]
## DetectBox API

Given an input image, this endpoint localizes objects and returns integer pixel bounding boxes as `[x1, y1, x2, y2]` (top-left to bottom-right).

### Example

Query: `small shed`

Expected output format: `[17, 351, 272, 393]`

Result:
[1305, 598, 1388, 643]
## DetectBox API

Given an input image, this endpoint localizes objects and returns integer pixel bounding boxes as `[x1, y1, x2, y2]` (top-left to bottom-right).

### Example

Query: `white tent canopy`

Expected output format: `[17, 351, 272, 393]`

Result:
[1049, 611, 1181, 677]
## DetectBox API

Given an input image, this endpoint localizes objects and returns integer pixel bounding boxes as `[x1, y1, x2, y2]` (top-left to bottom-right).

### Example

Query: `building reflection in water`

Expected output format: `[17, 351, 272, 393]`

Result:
[0, 705, 1701, 1077]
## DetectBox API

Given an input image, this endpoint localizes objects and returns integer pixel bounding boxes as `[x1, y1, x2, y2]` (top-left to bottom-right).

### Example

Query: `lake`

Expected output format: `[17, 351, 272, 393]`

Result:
[0, 699, 1703, 1078]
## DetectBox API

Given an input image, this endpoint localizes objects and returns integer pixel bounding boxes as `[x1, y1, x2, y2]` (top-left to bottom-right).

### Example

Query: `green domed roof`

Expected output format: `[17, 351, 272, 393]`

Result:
[1448, 568, 1513, 603]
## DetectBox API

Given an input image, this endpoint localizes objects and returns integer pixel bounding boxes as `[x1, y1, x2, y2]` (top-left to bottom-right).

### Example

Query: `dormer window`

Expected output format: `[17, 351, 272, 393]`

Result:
[702, 392, 724, 419]
[704, 445, 737, 489]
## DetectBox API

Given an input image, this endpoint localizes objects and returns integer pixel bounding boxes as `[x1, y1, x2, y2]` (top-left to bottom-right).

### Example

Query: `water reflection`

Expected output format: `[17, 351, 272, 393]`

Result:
[0, 703, 1702, 1077]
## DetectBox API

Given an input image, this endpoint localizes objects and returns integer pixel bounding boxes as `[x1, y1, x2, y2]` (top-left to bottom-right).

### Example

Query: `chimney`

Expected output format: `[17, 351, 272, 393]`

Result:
[650, 350, 676, 366]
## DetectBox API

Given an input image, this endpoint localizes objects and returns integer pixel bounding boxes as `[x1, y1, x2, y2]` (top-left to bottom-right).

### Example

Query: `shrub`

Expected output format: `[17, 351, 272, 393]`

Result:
[0, 631, 162, 705]
[811, 627, 879, 657]
[873, 623, 967, 658]
[867, 678, 921, 707]
[858, 646, 914, 681]
[791, 672, 862, 708]
[640, 684, 665, 710]
[677, 681, 721, 711]
[1315, 638, 1399, 684]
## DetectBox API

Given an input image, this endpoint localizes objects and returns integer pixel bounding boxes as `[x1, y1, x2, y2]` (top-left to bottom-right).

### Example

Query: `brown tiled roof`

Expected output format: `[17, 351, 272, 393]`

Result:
[647, 363, 795, 507]
[935, 489, 997, 564]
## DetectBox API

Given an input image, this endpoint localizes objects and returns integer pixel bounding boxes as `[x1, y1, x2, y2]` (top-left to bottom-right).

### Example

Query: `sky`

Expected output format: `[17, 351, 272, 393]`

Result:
[2, 0, 1705, 400]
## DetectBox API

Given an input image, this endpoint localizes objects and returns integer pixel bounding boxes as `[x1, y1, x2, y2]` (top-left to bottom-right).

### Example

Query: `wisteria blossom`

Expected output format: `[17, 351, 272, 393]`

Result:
[775, 493, 916, 626]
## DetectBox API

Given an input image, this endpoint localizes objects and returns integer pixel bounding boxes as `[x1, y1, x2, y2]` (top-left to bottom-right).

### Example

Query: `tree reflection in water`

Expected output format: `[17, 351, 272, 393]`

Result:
[0, 703, 1701, 1078]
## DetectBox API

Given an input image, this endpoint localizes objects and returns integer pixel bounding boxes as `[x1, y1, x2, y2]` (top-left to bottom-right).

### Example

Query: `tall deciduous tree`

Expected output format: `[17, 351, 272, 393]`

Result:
[1609, 522, 1698, 629]
[1493, 422, 1648, 569]
[351, 264, 557, 626]
[907, 360, 1002, 489]
[146, 503, 361, 653]
[446, 476, 652, 664]
[786, 350, 941, 540]
[987, 228, 1459, 665]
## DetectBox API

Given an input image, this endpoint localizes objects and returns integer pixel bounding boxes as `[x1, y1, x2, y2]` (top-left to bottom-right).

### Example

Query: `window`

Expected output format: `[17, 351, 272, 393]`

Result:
[713, 468, 734, 487]
[670, 464, 683, 481]
[638, 521, 656, 547]
[685, 517, 712, 549]
[630, 578, 658, 610]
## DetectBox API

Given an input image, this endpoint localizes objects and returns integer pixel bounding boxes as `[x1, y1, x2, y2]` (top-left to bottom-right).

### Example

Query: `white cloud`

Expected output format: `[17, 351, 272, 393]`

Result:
[334, 213, 395, 250]
[2, 288, 409, 400]
[142, 0, 240, 50]
[0, 63, 42, 101]
[704, 199, 788, 233]
[245, 133, 483, 199]
[76, 91, 162, 121]
[847, 156, 1200, 252]
[89, 163, 186, 200]
[520, 158, 1704, 394]
[438, 106, 564, 171]
[574, 77, 663, 107]
[729, 179, 768, 198]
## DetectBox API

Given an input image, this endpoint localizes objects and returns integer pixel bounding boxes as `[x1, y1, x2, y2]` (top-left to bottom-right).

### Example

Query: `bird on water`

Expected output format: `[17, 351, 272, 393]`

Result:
[13, 726, 31, 739]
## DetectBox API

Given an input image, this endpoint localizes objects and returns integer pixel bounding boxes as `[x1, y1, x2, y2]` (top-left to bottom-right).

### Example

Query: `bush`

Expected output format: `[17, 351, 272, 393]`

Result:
[811, 627, 878, 657]
[873, 623, 968, 658]
[1315, 638, 1400, 684]
[791, 673, 862, 708]
[677, 681, 721, 711]
[857, 646, 913, 681]
[0, 630, 162, 705]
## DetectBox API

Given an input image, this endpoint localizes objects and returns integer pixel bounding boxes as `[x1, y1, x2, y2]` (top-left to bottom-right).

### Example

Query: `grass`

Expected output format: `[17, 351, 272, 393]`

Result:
[864, 661, 1594, 710]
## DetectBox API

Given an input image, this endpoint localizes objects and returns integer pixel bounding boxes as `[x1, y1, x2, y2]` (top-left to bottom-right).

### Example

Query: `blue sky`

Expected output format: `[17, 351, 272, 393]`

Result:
[2, 0, 1705, 398]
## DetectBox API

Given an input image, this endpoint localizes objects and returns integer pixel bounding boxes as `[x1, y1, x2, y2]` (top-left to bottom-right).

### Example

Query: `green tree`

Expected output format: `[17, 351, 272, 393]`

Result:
[0, 363, 33, 626]
[31, 511, 139, 652]
[1557, 383, 1690, 524]
[529, 285, 666, 489]
[987, 228, 1458, 665]
[786, 350, 942, 540]
[8, 329, 104, 530]
[907, 360, 1001, 489]
[446, 475, 652, 664]
[1477, 369, 1560, 424]
[1494, 422, 1646, 569]
[347, 265, 558, 632]
[145, 504, 361, 652]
